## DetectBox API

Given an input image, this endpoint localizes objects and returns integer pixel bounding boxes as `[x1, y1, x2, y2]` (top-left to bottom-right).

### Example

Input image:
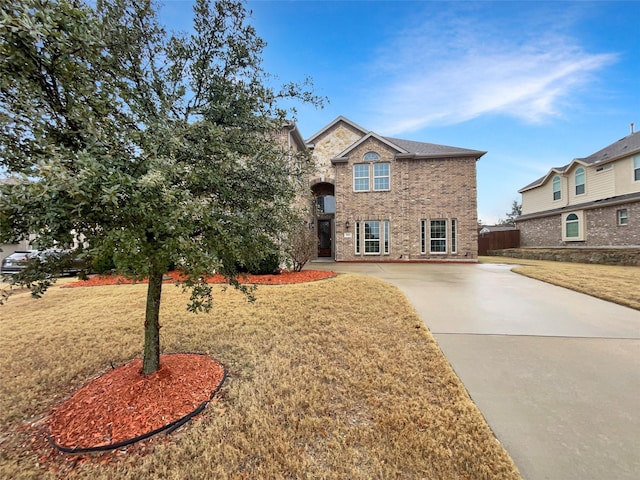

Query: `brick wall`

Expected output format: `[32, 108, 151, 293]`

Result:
[517, 201, 640, 247]
[333, 137, 478, 261]
[518, 215, 564, 247]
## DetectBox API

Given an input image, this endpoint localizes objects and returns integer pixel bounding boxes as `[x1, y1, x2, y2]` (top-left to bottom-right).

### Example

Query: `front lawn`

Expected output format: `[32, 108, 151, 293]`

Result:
[0, 274, 521, 479]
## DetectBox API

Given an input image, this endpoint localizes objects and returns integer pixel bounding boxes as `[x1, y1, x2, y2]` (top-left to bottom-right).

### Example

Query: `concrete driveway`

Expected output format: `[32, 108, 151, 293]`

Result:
[311, 261, 640, 480]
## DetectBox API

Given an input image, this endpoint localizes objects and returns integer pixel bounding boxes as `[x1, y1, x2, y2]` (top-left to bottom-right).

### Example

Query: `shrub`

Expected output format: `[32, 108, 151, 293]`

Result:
[287, 224, 318, 272]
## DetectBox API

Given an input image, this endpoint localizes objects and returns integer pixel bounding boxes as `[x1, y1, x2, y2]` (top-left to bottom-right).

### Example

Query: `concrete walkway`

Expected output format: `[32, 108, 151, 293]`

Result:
[311, 261, 640, 480]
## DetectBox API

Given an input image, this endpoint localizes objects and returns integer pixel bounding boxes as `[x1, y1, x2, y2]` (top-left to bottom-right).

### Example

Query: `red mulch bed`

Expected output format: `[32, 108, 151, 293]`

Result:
[62, 269, 337, 288]
[36, 268, 337, 469]
[48, 354, 225, 452]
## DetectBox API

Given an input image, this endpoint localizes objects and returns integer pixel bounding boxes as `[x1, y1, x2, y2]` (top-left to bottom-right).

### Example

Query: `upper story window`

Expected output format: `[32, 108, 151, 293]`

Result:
[353, 151, 390, 192]
[552, 175, 561, 201]
[354, 164, 370, 191]
[575, 167, 585, 195]
[363, 151, 380, 162]
[373, 163, 390, 190]
[595, 164, 612, 173]
[634, 155, 640, 182]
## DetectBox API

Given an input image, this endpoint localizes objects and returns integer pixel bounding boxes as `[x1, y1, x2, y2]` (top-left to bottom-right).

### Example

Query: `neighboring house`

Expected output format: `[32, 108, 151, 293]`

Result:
[516, 129, 640, 247]
[305, 116, 486, 261]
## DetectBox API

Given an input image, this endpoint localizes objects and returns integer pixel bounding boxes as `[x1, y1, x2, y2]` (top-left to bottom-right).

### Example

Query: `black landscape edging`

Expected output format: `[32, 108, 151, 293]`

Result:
[48, 358, 227, 455]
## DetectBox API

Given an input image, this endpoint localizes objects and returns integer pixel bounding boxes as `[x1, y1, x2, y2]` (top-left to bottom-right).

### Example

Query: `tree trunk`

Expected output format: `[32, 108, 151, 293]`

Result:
[142, 261, 164, 375]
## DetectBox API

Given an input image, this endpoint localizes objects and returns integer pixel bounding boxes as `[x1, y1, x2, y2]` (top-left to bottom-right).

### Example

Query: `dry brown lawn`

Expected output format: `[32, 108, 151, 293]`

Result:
[0, 274, 520, 479]
[480, 256, 640, 310]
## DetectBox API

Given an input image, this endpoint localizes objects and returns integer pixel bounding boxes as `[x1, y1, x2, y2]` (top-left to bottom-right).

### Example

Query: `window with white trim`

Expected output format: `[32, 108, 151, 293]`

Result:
[552, 175, 561, 201]
[634, 155, 640, 182]
[617, 209, 628, 226]
[430, 220, 447, 253]
[364, 221, 380, 254]
[562, 211, 584, 242]
[353, 164, 369, 191]
[575, 167, 585, 195]
[364, 151, 380, 162]
[373, 163, 390, 190]
[353, 151, 390, 192]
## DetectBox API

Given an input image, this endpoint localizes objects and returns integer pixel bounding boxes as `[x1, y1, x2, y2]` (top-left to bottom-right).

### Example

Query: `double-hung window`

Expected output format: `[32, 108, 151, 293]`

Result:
[575, 167, 585, 195]
[364, 221, 380, 254]
[373, 163, 390, 190]
[634, 155, 640, 182]
[430, 220, 447, 253]
[617, 209, 628, 226]
[354, 220, 389, 255]
[353, 152, 390, 192]
[552, 175, 561, 201]
[354, 164, 370, 191]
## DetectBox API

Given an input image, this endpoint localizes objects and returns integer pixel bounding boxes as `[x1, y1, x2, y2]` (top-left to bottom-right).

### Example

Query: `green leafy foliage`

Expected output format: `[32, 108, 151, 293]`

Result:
[0, 0, 323, 373]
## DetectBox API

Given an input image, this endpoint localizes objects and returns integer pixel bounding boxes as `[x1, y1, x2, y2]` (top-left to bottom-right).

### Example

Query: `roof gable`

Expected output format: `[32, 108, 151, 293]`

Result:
[519, 131, 640, 193]
[305, 116, 368, 146]
[331, 133, 409, 163]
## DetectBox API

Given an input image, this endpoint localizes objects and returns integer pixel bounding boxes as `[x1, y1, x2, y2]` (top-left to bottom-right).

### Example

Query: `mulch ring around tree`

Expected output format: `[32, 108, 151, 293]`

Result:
[61, 269, 338, 288]
[29, 269, 338, 471]
[47, 354, 226, 454]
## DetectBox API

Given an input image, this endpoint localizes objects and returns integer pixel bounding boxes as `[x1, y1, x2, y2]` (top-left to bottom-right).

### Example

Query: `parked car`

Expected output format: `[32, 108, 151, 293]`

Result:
[0, 250, 39, 275]
[1, 249, 83, 277]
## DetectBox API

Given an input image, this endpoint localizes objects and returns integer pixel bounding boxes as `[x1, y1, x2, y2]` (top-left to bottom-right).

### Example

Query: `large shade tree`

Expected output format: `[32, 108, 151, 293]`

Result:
[0, 0, 321, 373]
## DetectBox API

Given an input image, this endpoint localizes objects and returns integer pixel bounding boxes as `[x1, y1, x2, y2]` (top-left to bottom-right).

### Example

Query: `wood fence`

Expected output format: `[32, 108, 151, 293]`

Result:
[478, 230, 520, 256]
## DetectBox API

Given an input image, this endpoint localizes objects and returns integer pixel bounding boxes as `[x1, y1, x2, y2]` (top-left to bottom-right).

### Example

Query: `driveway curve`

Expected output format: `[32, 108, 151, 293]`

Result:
[311, 261, 640, 480]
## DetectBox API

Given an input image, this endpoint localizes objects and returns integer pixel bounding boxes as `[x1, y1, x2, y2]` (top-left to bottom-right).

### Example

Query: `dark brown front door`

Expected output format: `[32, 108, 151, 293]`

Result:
[318, 219, 332, 257]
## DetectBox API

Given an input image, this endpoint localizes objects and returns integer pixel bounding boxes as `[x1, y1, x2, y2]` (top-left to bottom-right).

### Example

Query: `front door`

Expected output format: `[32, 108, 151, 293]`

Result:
[318, 219, 332, 257]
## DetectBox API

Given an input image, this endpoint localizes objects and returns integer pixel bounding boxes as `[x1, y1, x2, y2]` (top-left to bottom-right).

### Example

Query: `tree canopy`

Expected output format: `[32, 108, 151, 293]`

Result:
[0, 0, 322, 373]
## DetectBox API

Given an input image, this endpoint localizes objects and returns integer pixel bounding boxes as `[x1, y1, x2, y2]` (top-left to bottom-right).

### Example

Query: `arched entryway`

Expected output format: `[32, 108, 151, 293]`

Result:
[311, 181, 335, 258]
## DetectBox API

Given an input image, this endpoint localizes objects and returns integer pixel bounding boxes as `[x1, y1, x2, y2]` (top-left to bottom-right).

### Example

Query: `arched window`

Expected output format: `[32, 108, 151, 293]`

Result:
[363, 151, 380, 162]
[575, 167, 585, 195]
[552, 176, 561, 201]
[565, 213, 580, 238]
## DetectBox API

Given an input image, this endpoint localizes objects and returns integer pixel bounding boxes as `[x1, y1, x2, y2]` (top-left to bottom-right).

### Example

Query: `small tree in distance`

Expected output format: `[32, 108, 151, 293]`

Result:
[498, 200, 522, 226]
[0, 0, 323, 374]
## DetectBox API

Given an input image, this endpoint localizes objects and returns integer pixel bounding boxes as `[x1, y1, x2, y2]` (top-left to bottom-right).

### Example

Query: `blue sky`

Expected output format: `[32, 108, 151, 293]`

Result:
[160, 0, 639, 223]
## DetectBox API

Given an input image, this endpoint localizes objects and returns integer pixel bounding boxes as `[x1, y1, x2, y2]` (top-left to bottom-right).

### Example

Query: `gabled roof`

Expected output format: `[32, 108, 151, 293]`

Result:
[519, 130, 640, 193]
[330, 133, 486, 163]
[305, 116, 369, 147]
[330, 132, 409, 163]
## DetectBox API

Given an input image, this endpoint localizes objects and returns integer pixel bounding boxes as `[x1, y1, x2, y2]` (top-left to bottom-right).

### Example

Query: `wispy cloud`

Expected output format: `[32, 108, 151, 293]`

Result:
[364, 4, 617, 135]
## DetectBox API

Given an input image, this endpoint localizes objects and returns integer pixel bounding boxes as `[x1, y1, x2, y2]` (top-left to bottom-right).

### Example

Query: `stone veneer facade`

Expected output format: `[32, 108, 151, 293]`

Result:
[307, 118, 481, 261]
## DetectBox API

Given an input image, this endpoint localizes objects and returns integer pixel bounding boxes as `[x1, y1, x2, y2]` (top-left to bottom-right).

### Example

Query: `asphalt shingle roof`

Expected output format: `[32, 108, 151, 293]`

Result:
[383, 137, 485, 157]
[519, 130, 640, 192]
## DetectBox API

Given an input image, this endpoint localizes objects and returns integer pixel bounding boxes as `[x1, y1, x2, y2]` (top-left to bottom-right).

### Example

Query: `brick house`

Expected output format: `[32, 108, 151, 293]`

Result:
[516, 130, 640, 247]
[305, 116, 486, 261]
